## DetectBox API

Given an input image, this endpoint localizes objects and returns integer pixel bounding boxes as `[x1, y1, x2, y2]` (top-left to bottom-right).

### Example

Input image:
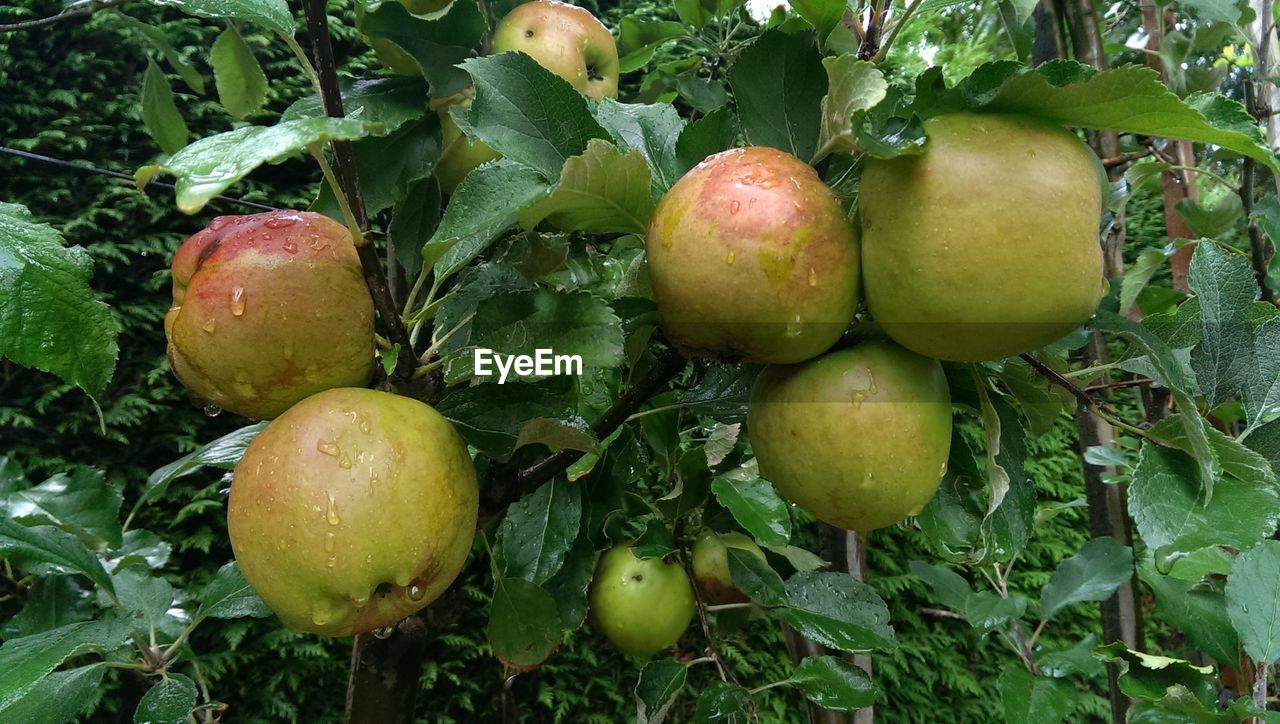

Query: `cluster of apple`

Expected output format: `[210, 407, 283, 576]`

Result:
[162, 0, 1105, 658]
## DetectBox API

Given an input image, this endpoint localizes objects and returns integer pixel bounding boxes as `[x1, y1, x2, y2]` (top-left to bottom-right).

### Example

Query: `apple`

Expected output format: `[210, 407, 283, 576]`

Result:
[748, 340, 952, 532]
[165, 211, 375, 420]
[228, 387, 479, 637]
[691, 531, 765, 605]
[588, 544, 695, 658]
[492, 0, 620, 99]
[859, 112, 1105, 361]
[645, 147, 860, 365]
[435, 101, 502, 195]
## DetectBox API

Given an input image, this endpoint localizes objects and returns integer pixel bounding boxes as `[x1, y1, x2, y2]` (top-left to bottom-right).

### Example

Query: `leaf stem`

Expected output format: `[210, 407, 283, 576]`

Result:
[308, 144, 364, 246]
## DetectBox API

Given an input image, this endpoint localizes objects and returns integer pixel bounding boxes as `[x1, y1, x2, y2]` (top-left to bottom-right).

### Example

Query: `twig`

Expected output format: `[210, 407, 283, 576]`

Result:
[1019, 353, 1151, 438]
[0, 0, 125, 32]
[1084, 377, 1153, 393]
[1241, 158, 1278, 303]
[1100, 150, 1152, 169]
[301, 0, 418, 383]
[682, 554, 741, 686]
[919, 607, 965, 621]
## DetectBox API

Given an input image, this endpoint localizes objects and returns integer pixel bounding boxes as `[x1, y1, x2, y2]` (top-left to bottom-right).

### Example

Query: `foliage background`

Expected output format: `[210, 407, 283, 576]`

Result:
[0, 0, 1180, 720]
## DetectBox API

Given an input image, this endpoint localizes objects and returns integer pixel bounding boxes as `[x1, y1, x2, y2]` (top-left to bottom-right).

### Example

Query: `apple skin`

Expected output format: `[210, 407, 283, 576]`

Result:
[748, 340, 952, 533]
[492, 0, 620, 99]
[645, 147, 860, 365]
[436, 102, 502, 195]
[691, 531, 765, 605]
[228, 387, 479, 637]
[165, 211, 375, 420]
[588, 545, 695, 658]
[859, 112, 1105, 362]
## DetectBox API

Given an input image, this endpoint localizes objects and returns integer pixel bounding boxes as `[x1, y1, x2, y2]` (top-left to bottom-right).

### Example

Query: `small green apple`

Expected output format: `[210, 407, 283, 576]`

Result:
[645, 146, 860, 364]
[165, 211, 374, 420]
[588, 545, 695, 658]
[748, 339, 952, 532]
[492, 0, 620, 99]
[228, 387, 478, 637]
[691, 531, 765, 605]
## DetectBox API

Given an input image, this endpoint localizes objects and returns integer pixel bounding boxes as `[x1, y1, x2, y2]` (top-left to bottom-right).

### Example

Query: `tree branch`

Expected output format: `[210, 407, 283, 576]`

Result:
[301, 0, 419, 383]
[0, 0, 125, 33]
[1019, 353, 1150, 438]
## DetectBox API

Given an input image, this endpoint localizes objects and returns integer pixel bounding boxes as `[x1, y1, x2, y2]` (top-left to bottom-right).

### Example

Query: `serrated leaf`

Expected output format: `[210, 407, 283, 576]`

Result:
[1040, 536, 1133, 620]
[709, 478, 790, 546]
[282, 76, 432, 134]
[778, 572, 896, 653]
[0, 662, 107, 724]
[134, 673, 197, 724]
[423, 159, 551, 279]
[118, 16, 204, 93]
[964, 591, 1027, 632]
[1094, 642, 1215, 704]
[791, 656, 877, 712]
[1035, 634, 1104, 678]
[460, 52, 611, 180]
[195, 561, 271, 620]
[1121, 248, 1168, 316]
[517, 139, 654, 234]
[1, 577, 92, 640]
[136, 118, 374, 213]
[727, 30, 826, 161]
[211, 25, 267, 120]
[1226, 539, 1280, 665]
[1188, 241, 1256, 407]
[141, 59, 189, 155]
[1139, 559, 1239, 665]
[789, 0, 848, 42]
[617, 18, 686, 73]
[675, 107, 739, 176]
[694, 681, 750, 723]
[679, 363, 759, 423]
[137, 423, 265, 512]
[312, 116, 440, 219]
[635, 659, 687, 724]
[497, 477, 582, 585]
[1245, 314, 1280, 432]
[1148, 414, 1277, 490]
[359, 0, 485, 96]
[487, 577, 560, 669]
[467, 289, 625, 372]
[151, 0, 293, 35]
[0, 518, 116, 596]
[907, 560, 972, 611]
[437, 381, 588, 460]
[727, 547, 786, 607]
[814, 55, 888, 160]
[4, 468, 123, 549]
[630, 518, 677, 559]
[0, 203, 118, 396]
[0, 619, 131, 712]
[999, 665, 1076, 723]
[595, 99, 685, 195]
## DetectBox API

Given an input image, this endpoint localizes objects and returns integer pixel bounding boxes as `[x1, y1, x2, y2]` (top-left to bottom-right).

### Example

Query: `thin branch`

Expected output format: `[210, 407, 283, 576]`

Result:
[919, 607, 966, 621]
[0, 0, 125, 32]
[1084, 377, 1154, 393]
[1100, 150, 1152, 169]
[682, 554, 741, 687]
[1020, 353, 1152, 439]
[301, 0, 419, 383]
[1242, 158, 1278, 303]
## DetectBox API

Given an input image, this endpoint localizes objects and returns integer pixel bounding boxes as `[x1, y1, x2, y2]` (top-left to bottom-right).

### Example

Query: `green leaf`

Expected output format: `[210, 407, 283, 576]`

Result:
[195, 561, 272, 621]
[466, 289, 625, 373]
[917, 431, 985, 562]
[517, 139, 654, 234]
[791, 656, 877, 712]
[141, 61, 189, 155]
[0, 518, 116, 597]
[994, 359, 1074, 437]
[709, 478, 790, 546]
[154, 0, 294, 35]
[497, 477, 582, 585]
[1121, 248, 1168, 316]
[1139, 559, 1239, 665]
[1129, 443, 1279, 560]
[1094, 643, 1215, 704]
[423, 159, 551, 279]
[1035, 634, 1105, 678]
[1188, 242, 1257, 407]
[1226, 539, 1280, 665]
[4, 468, 123, 549]
[814, 55, 888, 160]
[980, 394, 1035, 562]
[460, 52, 611, 180]
[2, 577, 92, 640]
[964, 591, 1027, 632]
[0, 662, 107, 724]
[136, 118, 374, 213]
[727, 546, 787, 607]
[282, 76, 432, 135]
[594, 99, 685, 195]
[999, 665, 1076, 723]
[359, 0, 485, 96]
[727, 30, 826, 161]
[487, 577, 560, 669]
[617, 17, 686, 73]
[134, 673, 197, 724]
[118, 16, 205, 93]
[313, 117, 440, 219]
[138, 423, 265, 512]
[1245, 314, 1280, 432]
[694, 681, 750, 723]
[679, 363, 758, 423]
[437, 381, 590, 460]
[1148, 414, 1277, 490]
[675, 107, 739, 176]
[789, 0, 848, 42]
[674, 75, 728, 115]
[0, 203, 118, 397]
[1040, 536, 1134, 620]
[1176, 194, 1243, 238]
[211, 25, 267, 120]
[635, 659, 687, 724]
[112, 567, 177, 632]
[0, 619, 132, 713]
[543, 532, 595, 630]
[778, 572, 896, 653]
[630, 518, 677, 559]
[907, 560, 973, 611]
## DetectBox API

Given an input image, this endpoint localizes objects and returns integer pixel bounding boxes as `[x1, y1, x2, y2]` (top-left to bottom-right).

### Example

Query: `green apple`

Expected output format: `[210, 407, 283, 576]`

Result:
[588, 545, 695, 658]
[691, 531, 765, 605]
[748, 340, 952, 532]
[859, 112, 1105, 361]
[645, 146, 860, 364]
[165, 211, 375, 420]
[492, 0, 620, 99]
[435, 101, 502, 195]
[228, 388, 478, 636]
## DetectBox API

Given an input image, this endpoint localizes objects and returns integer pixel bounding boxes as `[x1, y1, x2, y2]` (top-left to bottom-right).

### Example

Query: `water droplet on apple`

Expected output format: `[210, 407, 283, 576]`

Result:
[264, 215, 296, 229]
[317, 440, 341, 457]
[729, 200, 740, 214]
[407, 582, 427, 601]
[784, 314, 803, 338]
[939, 461, 948, 476]
[725, 250, 735, 266]
[283, 241, 298, 254]
[203, 404, 222, 417]
[326, 492, 341, 525]
[202, 318, 216, 333]
[358, 417, 372, 434]
[373, 625, 395, 639]
[262, 233, 273, 241]
[808, 268, 817, 287]
[339, 455, 352, 470]
[311, 602, 337, 627]
[352, 592, 370, 608]
[229, 286, 246, 317]
[851, 390, 865, 409]
[324, 531, 336, 553]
